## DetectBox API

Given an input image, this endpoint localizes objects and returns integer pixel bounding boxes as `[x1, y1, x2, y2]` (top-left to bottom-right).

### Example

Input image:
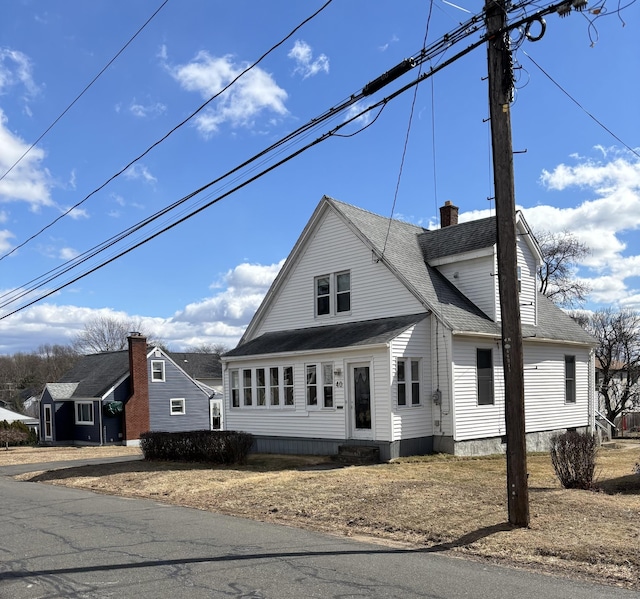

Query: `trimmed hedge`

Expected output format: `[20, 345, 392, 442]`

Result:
[140, 430, 253, 465]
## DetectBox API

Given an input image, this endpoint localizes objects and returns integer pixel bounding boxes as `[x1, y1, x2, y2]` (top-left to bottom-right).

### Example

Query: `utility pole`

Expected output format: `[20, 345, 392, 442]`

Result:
[485, 0, 530, 527]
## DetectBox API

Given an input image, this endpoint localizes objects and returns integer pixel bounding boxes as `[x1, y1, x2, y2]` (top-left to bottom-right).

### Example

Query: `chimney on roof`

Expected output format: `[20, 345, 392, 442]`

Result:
[440, 200, 459, 228]
[124, 333, 149, 445]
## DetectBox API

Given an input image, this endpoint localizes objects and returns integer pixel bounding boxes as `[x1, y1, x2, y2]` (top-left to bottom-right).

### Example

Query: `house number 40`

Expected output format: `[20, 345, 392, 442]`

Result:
[335, 381, 344, 388]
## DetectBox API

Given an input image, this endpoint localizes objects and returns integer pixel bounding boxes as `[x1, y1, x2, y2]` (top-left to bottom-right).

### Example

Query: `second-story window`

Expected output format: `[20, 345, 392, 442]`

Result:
[315, 271, 351, 317]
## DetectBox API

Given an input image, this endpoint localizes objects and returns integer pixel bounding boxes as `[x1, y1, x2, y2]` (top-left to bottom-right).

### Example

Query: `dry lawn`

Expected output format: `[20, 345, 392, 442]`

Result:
[8, 442, 640, 590]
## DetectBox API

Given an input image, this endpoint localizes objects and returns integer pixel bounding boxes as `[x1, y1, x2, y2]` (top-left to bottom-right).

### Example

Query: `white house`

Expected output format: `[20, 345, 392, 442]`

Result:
[221, 197, 596, 459]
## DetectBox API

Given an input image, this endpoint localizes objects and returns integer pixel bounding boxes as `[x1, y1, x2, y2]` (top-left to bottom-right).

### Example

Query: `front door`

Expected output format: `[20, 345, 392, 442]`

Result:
[43, 404, 53, 441]
[210, 398, 223, 431]
[349, 363, 372, 438]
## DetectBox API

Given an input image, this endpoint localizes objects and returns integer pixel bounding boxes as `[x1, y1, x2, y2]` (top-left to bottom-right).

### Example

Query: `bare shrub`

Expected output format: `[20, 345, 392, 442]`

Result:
[550, 431, 597, 489]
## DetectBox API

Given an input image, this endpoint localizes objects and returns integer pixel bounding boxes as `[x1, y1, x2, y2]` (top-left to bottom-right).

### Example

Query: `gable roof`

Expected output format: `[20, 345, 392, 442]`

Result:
[418, 215, 496, 261]
[56, 351, 130, 398]
[226, 313, 428, 358]
[238, 196, 595, 351]
[49, 349, 222, 400]
[167, 352, 222, 379]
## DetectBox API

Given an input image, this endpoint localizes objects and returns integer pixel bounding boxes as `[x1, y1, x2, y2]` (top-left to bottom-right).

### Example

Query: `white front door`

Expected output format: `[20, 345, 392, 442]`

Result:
[210, 398, 224, 431]
[43, 405, 53, 441]
[349, 362, 373, 439]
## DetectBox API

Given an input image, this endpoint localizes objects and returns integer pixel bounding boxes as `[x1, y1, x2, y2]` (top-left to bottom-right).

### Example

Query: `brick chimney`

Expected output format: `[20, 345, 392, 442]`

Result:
[124, 333, 150, 445]
[440, 200, 459, 228]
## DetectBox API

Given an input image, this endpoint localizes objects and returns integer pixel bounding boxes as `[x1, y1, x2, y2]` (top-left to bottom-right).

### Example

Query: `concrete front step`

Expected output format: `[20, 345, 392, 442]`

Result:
[333, 444, 380, 465]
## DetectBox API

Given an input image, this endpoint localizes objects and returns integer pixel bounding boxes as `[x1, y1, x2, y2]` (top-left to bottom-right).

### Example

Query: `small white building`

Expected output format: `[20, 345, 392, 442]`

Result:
[222, 197, 596, 459]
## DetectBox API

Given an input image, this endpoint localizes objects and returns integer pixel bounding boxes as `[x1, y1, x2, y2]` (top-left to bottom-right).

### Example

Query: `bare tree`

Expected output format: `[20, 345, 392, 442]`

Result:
[73, 316, 164, 354]
[183, 342, 230, 356]
[536, 229, 590, 308]
[587, 307, 640, 430]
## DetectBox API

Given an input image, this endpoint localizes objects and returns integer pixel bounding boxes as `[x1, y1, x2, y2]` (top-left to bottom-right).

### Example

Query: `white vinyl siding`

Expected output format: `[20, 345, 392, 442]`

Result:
[390, 318, 432, 442]
[516, 232, 538, 326]
[453, 337, 591, 441]
[453, 339, 505, 441]
[224, 348, 391, 442]
[253, 210, 424, 337]
[523, 343, 590, 432]
[438, 255, 496, 320]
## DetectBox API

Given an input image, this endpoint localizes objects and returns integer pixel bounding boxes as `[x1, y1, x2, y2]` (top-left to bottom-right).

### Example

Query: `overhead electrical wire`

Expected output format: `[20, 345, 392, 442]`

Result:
[382, 0, 436, 258]
[523, 50, 640, 158]
[0, 0, 171, 186]
[0, 0, 615, 318]
[0, 0, 335, 263]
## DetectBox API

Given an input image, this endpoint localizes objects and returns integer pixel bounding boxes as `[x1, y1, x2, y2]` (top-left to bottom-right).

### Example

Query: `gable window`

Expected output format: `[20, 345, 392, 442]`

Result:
[397, 359, 421, 406]
[170, 398, 186, 415]
[565, 355, 576, 403]
[336, 272, 351, 312]
[75, 401, 94, 425]
[477, 348, 494, 405]
[316, 276, 331, 315]
[315, 271, 351, 317]
[151, 360, 165, 382]
[230, 370, 240, 408]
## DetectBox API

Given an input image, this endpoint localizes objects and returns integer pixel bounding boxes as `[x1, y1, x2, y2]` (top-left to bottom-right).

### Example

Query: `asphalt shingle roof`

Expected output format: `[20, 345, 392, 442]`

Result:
[51, 349, 222, 400]
[225, 314, 429, 358]
[233, 197, 594, 354]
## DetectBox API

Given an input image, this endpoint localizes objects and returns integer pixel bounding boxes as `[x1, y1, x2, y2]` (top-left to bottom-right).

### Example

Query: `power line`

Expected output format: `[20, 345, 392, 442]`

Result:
[0, 0, 170, 186]
[523, 50, 640, 159]
[0, 0, 335, 263]
[0, 0, 611, 318]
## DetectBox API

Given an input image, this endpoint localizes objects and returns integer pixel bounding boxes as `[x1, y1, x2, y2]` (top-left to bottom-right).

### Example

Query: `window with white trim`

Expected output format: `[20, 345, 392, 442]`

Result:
[565, 355, 576, 403]
[75, 401, 94, 425]
[151, 360, 165, 382]
[283, 366, 294, 406]
[170, 398, 186, 415]
[306, 362, 334, 408]
[231, 369, 240, 407]
[397, 359, 421, 406]
[314, 271, 350, 317]
[256, 368, 266, 406]
[477, 348, 494, 405]
[243, 369, 253, 406]
[230, 366, 295, 408]
[306, 365, 318, 406]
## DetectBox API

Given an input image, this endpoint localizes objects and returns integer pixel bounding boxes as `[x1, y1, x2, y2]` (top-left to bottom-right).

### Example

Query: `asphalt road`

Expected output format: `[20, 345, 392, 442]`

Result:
[0, 463, 637, 599]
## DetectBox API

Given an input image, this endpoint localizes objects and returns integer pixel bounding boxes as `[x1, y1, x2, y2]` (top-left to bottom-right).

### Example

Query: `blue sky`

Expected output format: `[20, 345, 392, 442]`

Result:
[0, 0, 638, 354]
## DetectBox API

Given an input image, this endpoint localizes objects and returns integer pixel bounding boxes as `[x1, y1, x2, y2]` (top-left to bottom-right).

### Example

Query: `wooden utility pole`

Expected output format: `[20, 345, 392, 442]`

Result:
[485, 0, 530, 527]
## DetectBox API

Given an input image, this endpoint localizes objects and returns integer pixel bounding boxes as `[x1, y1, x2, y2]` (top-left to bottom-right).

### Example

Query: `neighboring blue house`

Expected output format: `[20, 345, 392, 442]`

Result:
[39, 334, 222, 446]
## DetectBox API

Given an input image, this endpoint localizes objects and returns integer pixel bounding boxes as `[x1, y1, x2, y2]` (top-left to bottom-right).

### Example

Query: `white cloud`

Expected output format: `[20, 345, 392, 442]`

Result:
[124, 163, 157, 184]
[0, 260, 285, 353]
[167, 51, 288, 136]
[343, 101, 373, 128]
[455, 150, 640, 310]
[59, 247, 79, 260]
[0, 229, 14, 253]
[0, 48, 39, 96]
[288, 40, 329, 79]
[0, 109, 52, 209]
[129, 99, 167, 118]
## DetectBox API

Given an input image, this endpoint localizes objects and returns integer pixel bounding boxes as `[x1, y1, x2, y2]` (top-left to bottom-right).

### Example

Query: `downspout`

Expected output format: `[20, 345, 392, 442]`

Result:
[99, 400, 104, 446]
